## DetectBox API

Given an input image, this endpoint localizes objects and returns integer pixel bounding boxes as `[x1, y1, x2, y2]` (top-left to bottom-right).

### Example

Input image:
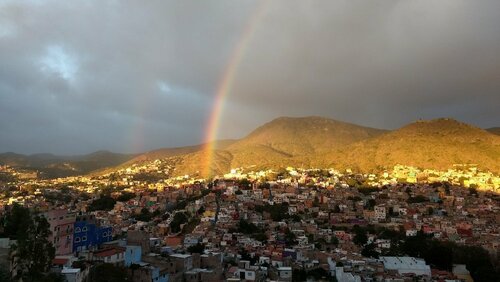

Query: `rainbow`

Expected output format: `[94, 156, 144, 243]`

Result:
[202, 0, 270, 178]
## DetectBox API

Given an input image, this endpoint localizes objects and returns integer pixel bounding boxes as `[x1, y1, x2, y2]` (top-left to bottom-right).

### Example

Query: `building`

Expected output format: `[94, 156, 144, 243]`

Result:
[374, 205, 387, 221]
[380, 256, 431, 277]
[44, 210, 76, 255]
[124, 245, 142, 267]
[61, 267, 84, 282]
[73, 214, 113, 253]
[91, 246, 126, 265]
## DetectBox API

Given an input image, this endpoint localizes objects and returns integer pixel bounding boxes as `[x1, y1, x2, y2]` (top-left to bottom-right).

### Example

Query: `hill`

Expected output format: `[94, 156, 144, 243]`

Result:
[6, 117, 498, 178]
[172, 117, 387, 176]
[126, 139, 236, 164]
[0, 151, 136, 178]
[487, 127, 500, 136]
[329, 118, 500, 173]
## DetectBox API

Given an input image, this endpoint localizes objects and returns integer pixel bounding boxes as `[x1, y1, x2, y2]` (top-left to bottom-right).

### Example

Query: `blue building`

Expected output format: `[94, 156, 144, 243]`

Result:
[124, 245, 142, 267]
[73, 214, 113, 253]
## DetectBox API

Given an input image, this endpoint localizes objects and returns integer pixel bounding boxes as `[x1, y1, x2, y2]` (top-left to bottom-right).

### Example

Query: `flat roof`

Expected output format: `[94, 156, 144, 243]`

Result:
[62, 268, 80, 274]
[170, 254, 192, 259]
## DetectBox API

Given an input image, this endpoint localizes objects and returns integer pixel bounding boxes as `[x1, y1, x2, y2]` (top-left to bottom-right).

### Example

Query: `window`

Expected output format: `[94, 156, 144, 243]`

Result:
[75, 227, 81, 233]
[82, 227, 88, 232]
[82, 236, 87, 242]
[75, 237, 80, 243]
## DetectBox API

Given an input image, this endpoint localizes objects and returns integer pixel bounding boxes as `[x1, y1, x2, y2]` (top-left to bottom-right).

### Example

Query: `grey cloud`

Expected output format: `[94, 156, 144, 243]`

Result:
[0, 0, 499, 154]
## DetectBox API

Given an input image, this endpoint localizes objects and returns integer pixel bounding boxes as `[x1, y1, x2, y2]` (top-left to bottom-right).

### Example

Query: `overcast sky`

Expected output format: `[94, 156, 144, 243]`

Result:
[1, 0, 499, 155]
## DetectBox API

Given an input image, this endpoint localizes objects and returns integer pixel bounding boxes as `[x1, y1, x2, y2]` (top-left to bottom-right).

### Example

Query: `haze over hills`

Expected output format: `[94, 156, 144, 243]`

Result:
[121, 139, 236, 166]
[0, 151, 136, 178]
[2, 117, 499, 178]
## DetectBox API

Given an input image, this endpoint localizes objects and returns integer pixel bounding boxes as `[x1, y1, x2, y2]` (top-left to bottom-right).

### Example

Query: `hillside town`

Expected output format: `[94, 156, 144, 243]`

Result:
[0, 161, 499, 281]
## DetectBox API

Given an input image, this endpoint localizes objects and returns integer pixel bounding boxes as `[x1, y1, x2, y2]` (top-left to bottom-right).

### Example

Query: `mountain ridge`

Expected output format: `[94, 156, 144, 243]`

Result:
[2, 117, 499, 177]
[326, 118, 500, 173]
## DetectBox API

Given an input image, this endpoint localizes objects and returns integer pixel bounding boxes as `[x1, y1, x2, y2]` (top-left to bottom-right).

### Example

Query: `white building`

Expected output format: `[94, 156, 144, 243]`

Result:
[62, 267, 84, 282]
[380, 256, 431, 277]
[374, 205, 387, 221]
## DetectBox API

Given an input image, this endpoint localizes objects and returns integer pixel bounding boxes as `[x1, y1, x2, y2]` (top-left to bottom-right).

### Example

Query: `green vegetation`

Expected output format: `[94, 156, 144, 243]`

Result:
[361, 243, 379, 258]
[132, 172, 164, 182]
[134, 207, 161, 222]
[0, 205, 56, 282]
[352, 226, 368, 246]
[358, 187, 381, 195]
[401, 232, 499, 282]
[230, 219, 268, 242]
[364, 199, 376, 210]
[293, 267, 337, 282]
[169, 212, 188, 233]
[170, 189, 210, 211]
[88, 263, 130, 282]
[88, 195, 116, 211]
[406, 195, 428, 203]
[345, 226, 499, 282]
[254, 203, 290, 222]
[117, 192, 136, 202]
[187, 243, 205, 254]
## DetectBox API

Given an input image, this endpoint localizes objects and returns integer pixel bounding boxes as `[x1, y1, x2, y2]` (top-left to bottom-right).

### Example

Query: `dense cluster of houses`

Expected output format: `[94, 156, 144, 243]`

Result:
[0, 161, 498, 281]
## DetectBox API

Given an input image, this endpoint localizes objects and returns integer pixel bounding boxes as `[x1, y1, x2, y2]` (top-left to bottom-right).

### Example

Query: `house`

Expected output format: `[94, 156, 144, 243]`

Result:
[73, 214, 112, 253]
[43, 210, 76, 255]
[61, 267, 84, 282]
[380, 256, 431, 277]
[127, 230, 150, 255]
[128, 263, 169, 282]
[277, 266, 292, 281]
[92, 246, 126, 265]
[170, 253, 193, 272]
[125, 245, 142, 267]
[374, 205, 386, 221]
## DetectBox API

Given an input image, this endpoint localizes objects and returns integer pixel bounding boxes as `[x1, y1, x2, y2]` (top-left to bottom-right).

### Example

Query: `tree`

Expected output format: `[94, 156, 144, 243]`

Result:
[1, 204, 31, 240]
[365, 199, 376, 210]
[134, 207, 153, 222]
[88, 195, 116, 211]
[187, 243, 205, 254]
[353, 227, 368, 246]
[406, 195, 428, 204]
[170, 212, 188, 233]
[237, 219, 260, 234]
[6, 207, 55, 282]
[117, 192, 136, 202]
[313, 197, 320, 207]
[88, 263, 130, 282]
[330, 236, 339, 246]
[0, 266, 11, 282]
[361, 243, 379, 258]
[427, 207, 434, 215]
[284, 228, 297, 246]
[252, 233, 268, 243]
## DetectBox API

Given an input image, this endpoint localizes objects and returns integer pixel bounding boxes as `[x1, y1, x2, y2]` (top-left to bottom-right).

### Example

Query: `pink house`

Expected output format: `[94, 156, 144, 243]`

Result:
[43, 209, 76, 255]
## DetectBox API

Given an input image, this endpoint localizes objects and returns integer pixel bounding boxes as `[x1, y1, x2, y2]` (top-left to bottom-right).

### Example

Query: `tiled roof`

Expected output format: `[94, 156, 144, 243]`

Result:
[93, 246, 126, 257]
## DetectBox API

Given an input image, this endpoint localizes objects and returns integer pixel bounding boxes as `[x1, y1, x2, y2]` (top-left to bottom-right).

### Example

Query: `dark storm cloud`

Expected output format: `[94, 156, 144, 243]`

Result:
[222, 0, 500, 136]
[0, 0, 499, 154]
